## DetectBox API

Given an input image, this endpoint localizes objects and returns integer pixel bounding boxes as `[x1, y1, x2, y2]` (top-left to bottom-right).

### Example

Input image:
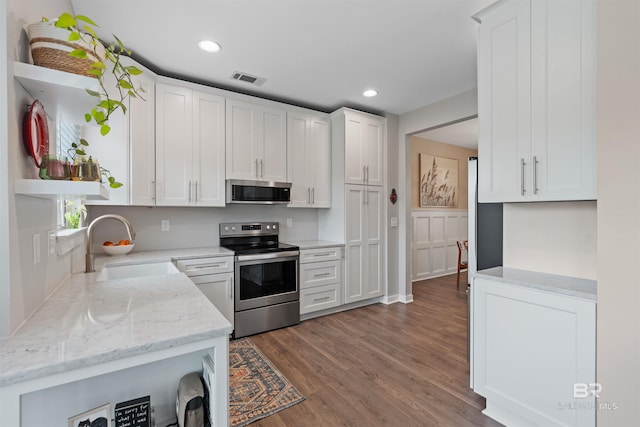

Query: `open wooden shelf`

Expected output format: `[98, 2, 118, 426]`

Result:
[15, 179, 110, 200]
[13, 61, 100, 124]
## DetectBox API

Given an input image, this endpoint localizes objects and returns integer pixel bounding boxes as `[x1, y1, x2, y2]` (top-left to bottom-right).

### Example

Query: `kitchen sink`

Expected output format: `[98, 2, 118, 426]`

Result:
[96, 262, 180, 282]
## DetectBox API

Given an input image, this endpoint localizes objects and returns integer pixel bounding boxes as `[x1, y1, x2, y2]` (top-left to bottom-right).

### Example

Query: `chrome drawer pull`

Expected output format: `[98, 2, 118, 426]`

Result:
[314, 272, 332, 278]
[313, 296, 331, 303]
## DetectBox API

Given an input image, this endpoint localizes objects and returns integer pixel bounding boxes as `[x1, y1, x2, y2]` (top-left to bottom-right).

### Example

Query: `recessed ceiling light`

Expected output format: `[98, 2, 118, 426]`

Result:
[363, 89, 378, 98]
[198, 40, 222, 53]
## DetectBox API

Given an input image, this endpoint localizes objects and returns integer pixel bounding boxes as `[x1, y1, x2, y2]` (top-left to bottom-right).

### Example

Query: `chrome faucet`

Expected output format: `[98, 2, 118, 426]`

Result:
[85, 214, 136, 273]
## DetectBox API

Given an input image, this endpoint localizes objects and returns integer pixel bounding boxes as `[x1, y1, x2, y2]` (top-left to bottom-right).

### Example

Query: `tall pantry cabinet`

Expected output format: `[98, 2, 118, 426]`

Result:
[319, 108, 386, 304]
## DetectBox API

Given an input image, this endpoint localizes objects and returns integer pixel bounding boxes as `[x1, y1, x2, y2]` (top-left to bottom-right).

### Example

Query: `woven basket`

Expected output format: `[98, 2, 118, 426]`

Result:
[27, 22, 106, 78]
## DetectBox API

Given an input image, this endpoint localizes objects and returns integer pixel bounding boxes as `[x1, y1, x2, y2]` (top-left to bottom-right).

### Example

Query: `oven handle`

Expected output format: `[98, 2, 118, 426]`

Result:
[235, 251, 300, 262]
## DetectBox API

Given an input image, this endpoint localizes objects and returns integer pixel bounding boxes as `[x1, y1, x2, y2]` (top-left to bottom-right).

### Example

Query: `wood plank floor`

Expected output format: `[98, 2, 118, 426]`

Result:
[248, 273, 503, 426]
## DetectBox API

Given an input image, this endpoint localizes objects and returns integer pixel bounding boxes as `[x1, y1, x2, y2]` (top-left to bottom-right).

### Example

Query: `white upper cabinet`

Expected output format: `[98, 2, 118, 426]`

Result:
[344, 110, 383, 187]
[155, 83, 225, 206]
[475, 0, 596, 202]
[84, 58, 156, 206]
[287, 111, 331, 208]
[129, 69, 156, 206]
[226, 99, 287, 182]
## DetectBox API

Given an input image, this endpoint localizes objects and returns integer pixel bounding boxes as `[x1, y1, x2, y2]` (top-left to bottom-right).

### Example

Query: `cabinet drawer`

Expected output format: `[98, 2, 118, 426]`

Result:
[300, 283, 342, 314]
[300, 260, 341, 289]
[175, 256, 234, 276]
[300, 247, 342, 263]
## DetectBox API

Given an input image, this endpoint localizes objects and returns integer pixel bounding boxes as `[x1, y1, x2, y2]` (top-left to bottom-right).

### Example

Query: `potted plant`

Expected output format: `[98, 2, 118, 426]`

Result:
[64, 200, 87, 229]
[67, 139, 122, 188]
[28, 12, 144, 136]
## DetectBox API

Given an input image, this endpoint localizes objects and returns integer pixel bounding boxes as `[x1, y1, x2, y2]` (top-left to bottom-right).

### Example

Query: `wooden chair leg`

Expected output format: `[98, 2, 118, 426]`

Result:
[456, 268, 460, 289]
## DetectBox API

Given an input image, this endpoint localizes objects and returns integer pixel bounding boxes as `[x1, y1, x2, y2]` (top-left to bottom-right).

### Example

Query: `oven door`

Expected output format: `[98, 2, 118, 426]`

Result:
[234, 251, 299, 312]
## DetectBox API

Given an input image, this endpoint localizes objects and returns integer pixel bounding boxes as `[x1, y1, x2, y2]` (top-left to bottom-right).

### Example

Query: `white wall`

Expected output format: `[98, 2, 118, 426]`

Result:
[385, 113, 400, 300]
[596, 0, 640, 423]
[398, 88, 478, 301]
[3, 0, 77, 337]
[87, 205, 319, 253]
[503, 201, 597, 280]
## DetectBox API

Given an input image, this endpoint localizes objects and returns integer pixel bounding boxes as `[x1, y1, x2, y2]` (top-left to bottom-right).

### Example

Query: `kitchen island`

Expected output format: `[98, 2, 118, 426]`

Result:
[0, 248, 233, 427]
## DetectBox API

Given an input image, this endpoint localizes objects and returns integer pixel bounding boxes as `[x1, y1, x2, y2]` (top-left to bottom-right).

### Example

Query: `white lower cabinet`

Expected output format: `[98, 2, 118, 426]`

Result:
[299, 247, 343, 315]
[176, 256, 235, 329]
[344, 185, 383, 303]
[473, 277, 596, 427]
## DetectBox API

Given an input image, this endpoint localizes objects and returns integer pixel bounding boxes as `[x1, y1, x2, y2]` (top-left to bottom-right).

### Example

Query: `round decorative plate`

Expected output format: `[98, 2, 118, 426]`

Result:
[23, 100, 49, 168]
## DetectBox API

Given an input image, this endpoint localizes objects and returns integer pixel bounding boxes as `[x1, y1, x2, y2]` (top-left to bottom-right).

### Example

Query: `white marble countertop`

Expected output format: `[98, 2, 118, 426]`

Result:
[286, 240, 344, 249]
[473, 267, 597, 302]
[0, 247, 234, 387]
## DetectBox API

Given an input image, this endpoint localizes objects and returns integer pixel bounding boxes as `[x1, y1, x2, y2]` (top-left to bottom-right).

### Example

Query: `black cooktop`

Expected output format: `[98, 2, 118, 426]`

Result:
[221, 241, 299, 255]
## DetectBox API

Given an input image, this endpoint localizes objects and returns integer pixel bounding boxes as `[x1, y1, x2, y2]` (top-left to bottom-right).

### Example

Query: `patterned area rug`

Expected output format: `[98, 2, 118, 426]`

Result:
[229, 338, 305, 426]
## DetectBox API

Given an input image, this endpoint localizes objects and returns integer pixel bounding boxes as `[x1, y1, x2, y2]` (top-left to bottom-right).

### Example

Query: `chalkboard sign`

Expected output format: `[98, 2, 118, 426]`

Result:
[114, 396, 151, 427]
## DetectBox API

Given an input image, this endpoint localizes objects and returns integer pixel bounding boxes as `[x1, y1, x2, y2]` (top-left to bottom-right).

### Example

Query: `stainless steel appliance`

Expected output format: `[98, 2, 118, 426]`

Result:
[226, 179, 292, 204]
[220, 222, 300, 338]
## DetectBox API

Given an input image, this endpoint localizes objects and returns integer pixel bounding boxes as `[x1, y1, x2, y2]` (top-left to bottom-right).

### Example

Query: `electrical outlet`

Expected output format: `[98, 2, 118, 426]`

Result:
[32, 233, 40, 265]
[161, 220, 170, 231]
[48, 230, 56, 255]
[390, 217, 398, 227]
[286, 218, 293, 228]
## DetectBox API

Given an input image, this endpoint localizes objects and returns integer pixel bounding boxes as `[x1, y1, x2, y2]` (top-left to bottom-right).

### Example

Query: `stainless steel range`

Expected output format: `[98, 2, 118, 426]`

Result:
[220, 222, 300, 338]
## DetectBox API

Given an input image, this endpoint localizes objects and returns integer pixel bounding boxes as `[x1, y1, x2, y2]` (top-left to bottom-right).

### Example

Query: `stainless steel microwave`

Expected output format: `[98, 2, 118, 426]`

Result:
[226, 179, 291, 204]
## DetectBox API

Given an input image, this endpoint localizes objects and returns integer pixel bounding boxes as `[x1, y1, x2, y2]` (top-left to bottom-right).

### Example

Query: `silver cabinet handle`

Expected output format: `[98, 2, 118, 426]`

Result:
[152, 180, 156, 200]
[533, 156, 539, 195]
[311, 187, 315, 204]
[314, 272, 332, 278]
[194, 181, 198, 202]
[188, 180, 192, 203]
[260, 159, 264, 177]
[313, 296, 331, 303]
[307, 187, 310, 204]
[191, 263, 224, 269]
[255, 159, 259, 177]
[311, 252, 334, 257]
[230, 277, 234, 301]
[363, 165, 366, 183]
[520, 158, 526, 196]
[366, 165, 369, 182]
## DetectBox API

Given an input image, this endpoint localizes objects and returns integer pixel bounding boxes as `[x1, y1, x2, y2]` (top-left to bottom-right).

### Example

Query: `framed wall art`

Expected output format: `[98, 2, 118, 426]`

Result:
[419, 154, 458, 208]
[68, 403, 111, 427]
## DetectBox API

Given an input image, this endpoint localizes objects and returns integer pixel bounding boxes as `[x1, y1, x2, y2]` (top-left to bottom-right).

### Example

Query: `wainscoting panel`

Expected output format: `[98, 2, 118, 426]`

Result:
[412, 209, 468, 281]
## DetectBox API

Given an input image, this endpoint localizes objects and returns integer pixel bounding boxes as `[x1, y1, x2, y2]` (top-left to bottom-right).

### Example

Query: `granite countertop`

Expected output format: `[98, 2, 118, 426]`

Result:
[0, 247, 234, 387]
[286, 240, 344, 249]
[473, 267, 597, 302]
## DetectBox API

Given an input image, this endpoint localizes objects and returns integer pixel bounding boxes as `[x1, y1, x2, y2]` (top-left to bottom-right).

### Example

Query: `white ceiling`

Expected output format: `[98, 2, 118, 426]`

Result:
[414, 117, 478, 150]
[70, 0, 495, 116]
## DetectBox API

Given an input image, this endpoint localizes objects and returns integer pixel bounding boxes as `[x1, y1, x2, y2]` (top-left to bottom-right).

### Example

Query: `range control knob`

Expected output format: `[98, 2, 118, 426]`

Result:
[273, 224, 278, 230]
[266, 225, 271, 230]
[231, 226, 236, 231]
[224, 226, 229, 231]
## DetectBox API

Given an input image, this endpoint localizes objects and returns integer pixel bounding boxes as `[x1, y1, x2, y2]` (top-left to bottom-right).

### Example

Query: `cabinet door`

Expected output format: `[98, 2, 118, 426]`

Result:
[530, 0, 596, 201]
[156, 83, 193, 205]
[191, 273, 234, 328]
[130, 73, 156, 206]
[309, 116, 331, 207]
[477, 0, 532, 202]
[193, 91, 226, 206]
[473, 278, 595, 426]
[363, 117, 383, 187]
[344, 112, 366, 185]
[260, 105, 287, 182]
[287, 112, 310, 207]
[344, 185, 365, 303]
[226, 99, 260, 180]
[364, 186, 383, 298]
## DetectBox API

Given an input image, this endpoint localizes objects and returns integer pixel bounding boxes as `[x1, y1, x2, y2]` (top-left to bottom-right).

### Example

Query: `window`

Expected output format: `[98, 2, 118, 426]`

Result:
[56, 122, 85, 229]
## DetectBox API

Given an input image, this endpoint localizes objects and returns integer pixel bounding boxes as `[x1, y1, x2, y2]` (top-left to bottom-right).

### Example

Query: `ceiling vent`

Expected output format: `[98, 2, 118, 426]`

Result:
[230, 71, 266, 86]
